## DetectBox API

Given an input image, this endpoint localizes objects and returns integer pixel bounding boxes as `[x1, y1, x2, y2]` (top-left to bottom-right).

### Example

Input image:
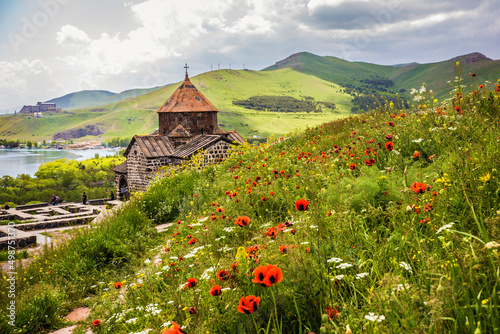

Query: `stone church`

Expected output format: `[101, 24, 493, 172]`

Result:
[113, 69, 245, 194]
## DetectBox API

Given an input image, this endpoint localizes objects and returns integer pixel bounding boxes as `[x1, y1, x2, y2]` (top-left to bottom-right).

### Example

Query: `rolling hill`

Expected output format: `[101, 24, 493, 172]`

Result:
[1, 51, 499, 142]
[264, 51, 500, 100]
[46, 90, 116, 109]
[0, 69, 353, 142]
[46, 86, 165, 110]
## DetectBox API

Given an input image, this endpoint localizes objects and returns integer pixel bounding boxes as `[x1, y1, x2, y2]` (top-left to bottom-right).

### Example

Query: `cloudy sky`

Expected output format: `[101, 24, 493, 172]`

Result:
[1, 0, 499, 110]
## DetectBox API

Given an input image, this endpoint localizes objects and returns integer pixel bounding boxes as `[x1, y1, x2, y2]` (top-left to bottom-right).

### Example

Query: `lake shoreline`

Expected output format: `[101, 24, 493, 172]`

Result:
[0, 148, 123, 178]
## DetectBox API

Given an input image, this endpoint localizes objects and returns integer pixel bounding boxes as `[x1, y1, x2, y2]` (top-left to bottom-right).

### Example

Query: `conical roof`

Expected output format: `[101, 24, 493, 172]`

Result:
[157, 74, 218, 113]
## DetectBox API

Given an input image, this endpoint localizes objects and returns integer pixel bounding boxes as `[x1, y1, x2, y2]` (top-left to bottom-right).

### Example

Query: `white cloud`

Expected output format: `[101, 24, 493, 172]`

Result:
[56, 25, 90, 45]
[0, 59, 52, 94]
[0, 59, 63, 107]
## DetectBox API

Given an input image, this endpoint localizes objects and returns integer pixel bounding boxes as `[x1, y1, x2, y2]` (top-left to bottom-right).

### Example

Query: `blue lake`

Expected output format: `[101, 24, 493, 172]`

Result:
[0, 148, 121, 177]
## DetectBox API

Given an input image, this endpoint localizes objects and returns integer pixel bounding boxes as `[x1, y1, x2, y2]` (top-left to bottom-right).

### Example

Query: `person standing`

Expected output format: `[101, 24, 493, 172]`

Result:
[82, 192, 87, 205]
[110, 191, 115, 200]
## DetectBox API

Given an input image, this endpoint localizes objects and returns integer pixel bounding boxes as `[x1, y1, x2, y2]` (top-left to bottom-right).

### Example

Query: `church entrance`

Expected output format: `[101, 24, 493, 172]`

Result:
[118, 176, 129, 201]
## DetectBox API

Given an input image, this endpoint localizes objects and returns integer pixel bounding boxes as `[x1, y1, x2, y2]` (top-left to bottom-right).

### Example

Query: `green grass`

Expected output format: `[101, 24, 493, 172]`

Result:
[1, 68, 499, 333]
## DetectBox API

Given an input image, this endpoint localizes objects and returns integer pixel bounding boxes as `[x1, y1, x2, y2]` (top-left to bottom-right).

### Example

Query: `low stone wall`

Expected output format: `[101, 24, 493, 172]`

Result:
[14, 203, 50, 210]
[0, 235, 36, 250]
[14, 216, 97, 231]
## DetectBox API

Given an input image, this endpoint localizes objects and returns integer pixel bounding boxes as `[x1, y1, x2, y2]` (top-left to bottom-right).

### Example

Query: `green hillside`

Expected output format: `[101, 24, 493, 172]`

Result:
[46, 90, 116, 109]
[0, 69, 353, 142]
[83, 86, 166, 107]
[264, 52, 500, 100]
[2, 52, 499, 142]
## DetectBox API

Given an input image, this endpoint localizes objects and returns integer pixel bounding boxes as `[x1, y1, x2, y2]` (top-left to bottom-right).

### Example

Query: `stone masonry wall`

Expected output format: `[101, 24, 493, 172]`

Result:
[159, 112, 218, 136]
[203, 141, 231, 164]
[126, 142, 149, 191]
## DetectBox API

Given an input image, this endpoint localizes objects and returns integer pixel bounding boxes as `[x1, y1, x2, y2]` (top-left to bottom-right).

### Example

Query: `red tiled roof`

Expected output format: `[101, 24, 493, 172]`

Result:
[157, 74, 218, 113]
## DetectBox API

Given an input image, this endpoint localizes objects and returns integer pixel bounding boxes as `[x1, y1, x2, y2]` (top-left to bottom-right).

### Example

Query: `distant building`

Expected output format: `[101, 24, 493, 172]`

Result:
[20, 102, 61, 114]
[112, 69, 245, 194]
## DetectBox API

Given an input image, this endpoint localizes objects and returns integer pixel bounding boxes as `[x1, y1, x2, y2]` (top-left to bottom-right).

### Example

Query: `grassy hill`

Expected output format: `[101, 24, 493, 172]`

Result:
[82, 86, 166, 108]
[264, 51, 500, 100]
[46, 87, 166, 110]
[46, 90, 116, 109]
[2, 52, 499, 142]
[0, 69, 353, 142]
[2, 75, 499, 333]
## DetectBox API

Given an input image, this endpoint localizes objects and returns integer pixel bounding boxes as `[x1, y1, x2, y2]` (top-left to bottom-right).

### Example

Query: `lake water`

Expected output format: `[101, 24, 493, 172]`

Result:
[0, 148, 121, 177]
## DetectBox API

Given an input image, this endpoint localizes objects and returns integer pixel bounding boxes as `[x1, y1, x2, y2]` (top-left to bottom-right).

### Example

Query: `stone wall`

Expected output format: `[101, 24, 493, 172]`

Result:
[126, 142, 149, 191]
[159, 112, 218, 136]
[203, 141, 231, 164]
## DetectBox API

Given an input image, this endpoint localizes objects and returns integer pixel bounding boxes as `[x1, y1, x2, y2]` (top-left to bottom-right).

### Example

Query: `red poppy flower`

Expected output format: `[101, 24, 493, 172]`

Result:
[162, 321, 187, 334]
[188, 307, 198, 314]
[413, 151, 421, 159]
[92, 319, 101, 326]
[411, 182, 428, 194]
[264, 227, 277, 239]
[325, 306, 338, 320]
[295, 199, 310, 211]
[479, 84, 484, 89]
[364, 159, 375, 166]
[188, 238, 197, 245]
[185, 278, 197, 289]
[235, 216, 250, 227]
[349, 163, 356, 170]
[216, 269, 230, 281]
[209, 285, 222, 296]
[385, 142, 394, 151]
[216, 207, 225, 213]
[305, 247, 310, 253]
[225, 190, 231, 196]
[114, 282, 123, 289]
[231, 262, 239, 271]
[261, 197, 267, 201]
[172, 232, 180, 237]
[279, 245, 289, 254]
[164, 247, 170, 252]
[186, 235, 192, 239]
[251, 264, 283, 287]
[237, 295, 261, 314]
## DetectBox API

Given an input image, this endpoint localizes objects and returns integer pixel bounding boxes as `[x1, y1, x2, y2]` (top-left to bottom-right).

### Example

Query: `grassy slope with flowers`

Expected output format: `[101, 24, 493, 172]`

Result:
[1, 65, 500, 334]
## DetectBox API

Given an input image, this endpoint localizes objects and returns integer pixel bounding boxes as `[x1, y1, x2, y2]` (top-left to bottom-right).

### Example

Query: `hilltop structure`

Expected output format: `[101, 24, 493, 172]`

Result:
[20, 102, 61, 114]
[112, 67, 244, 195]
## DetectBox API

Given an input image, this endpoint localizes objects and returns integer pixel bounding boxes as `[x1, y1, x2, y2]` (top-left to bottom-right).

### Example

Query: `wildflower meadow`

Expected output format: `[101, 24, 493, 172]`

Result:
[1, 64, 500, 333]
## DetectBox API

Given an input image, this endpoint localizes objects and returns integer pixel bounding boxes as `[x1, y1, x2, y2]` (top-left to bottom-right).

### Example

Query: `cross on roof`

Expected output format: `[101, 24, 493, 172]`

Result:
[184, 63, 189, 75]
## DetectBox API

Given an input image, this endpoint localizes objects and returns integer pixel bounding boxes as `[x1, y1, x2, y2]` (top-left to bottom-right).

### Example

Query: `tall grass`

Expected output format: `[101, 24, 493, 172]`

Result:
[1, 68, 499, 333]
